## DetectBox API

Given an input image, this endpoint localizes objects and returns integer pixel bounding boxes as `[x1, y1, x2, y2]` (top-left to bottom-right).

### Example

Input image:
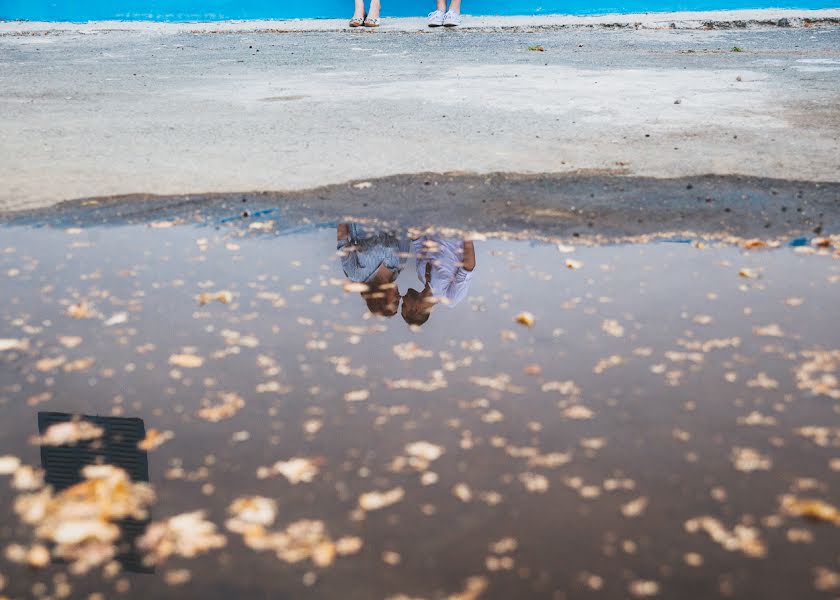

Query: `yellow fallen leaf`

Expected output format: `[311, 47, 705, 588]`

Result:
[138, 429, 174, 451]
[169, 354, 204, 368]
[780, 496, 840, 525]
[358, 487, 404, 511]
[514, 312, 535, 328]
[198, 290, 233, 306]
[66, 301, 93, 319]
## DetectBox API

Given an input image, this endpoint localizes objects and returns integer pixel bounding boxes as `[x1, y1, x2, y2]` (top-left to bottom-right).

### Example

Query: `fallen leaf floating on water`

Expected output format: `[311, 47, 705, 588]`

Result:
[779, 496, 840, 525]
[138, 510, 227, 565]
[565, 259, 583, 270]
[405, 441, 445, 462]
[344, 389, 370, 402]
[519, 472, 549, 493]
[31, 420, 104, 446]
[527, 452, 572, 468]
[63, 357, 95, 373]
[226, 496, 278, 533]
[197, 392, 245, 422]
[602, 319, 625, 337]
[386, 370, 448, 392]
[814, 568, 840, 592]
[451, 483, 473, 503]
[731, 447, 772, 472]
[36, 356, 66, 372]
[359, 487, 405, 512]
[258, 457, 320, 484]
[447, 576, 488, 600]
[629, 580, 660, 598]
[138, 429, 174, 451]
[14, 465, 155, 573]
[684, 516, 766, 558]
[796, 426, 840, 448]
[0, 454, 22, 474]
[393, 342, 434, 360]
[541, 380, 581, 396]
[276, 520, 335, 566]
[564, 405, 595, 420]
[0, 338, 28, 352]
[169, 353, 204, 368]
[164, 569, 192, 586]
[343, 281, 369, 293]
[795, 350, 840, 400]
[335, 536, 364, 556]
[514, 312, 535, 328]
[224, 496, 363, 566]
[753, 324, 784, 337]
[489, 537, 518, 554]
[303, 419, 323, 435]
[746, 372, 779, 390]
[65, 301, 94, 319]
[103, 312, 128, 326]
[737, 411, 777, 426]
[11, 465, 44, 490]
[470, 374, 525, 394]
[5, 543, 51, 568]
[58, 335, 83, 349]
[621, 496, 649, 518]
[593, 355, 624, 374]
[738, 267, 759, 279]
[197, 290, 233, 306]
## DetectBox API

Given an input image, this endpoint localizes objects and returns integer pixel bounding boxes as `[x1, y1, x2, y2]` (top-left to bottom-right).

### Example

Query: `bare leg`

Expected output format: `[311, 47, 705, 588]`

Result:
[436, 0, 446, 10]
[448, 0, 461, 13]
[352, 0, 365, 20]
[367, 0, 381, 19]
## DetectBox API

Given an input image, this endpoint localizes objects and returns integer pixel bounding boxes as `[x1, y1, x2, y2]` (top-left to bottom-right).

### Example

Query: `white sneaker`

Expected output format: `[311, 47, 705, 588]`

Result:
[443, 10, 461, 26]
[428, 10, 445, 27]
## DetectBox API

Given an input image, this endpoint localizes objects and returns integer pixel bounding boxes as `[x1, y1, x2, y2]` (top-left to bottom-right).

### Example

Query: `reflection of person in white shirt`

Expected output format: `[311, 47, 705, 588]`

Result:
[402, 237, 476, 326]
[337, 223, 408, 317]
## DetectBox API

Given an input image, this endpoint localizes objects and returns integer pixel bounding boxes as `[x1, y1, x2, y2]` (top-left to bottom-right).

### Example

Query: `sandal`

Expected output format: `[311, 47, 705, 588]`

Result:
[363, 16, 380, 27]
[349, 13, 366, 27]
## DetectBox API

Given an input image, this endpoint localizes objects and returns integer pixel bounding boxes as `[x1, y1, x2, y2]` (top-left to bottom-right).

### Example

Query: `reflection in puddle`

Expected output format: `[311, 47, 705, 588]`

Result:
[0, 217, 838, 599]
[338, 223, 476, 322]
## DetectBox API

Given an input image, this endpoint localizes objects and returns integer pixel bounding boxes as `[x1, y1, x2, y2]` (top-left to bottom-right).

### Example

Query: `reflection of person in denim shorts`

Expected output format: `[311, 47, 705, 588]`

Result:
[402, 237, 475, 326]
[337, 223, 409, 317]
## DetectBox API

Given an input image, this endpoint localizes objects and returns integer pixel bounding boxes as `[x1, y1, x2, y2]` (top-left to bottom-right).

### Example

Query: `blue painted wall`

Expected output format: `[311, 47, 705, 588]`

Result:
[0, 0, 835, 21]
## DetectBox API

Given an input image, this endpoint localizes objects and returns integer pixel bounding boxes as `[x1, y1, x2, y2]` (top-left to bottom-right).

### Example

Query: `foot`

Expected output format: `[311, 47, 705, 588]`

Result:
[350, 2, 365, 26]
[366, 1, 381, 21]
[443, 10, 461, 27]
[428, 10, 445, 27]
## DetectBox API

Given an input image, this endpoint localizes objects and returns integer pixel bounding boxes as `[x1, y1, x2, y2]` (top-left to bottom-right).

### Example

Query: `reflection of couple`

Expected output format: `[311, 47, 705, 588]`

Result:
[337, 223, 475, 325]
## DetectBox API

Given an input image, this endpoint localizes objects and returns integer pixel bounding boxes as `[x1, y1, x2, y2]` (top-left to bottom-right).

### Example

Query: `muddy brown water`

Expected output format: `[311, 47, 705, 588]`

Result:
[0, 214, 839, 600]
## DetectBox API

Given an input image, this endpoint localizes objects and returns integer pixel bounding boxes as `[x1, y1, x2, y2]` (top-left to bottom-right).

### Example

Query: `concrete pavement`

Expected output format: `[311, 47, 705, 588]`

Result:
[1, 14, 839, 212]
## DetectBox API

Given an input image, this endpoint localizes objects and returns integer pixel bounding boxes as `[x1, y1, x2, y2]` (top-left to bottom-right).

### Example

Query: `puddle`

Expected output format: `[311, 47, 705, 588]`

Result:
[1, 212, 839, 599]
